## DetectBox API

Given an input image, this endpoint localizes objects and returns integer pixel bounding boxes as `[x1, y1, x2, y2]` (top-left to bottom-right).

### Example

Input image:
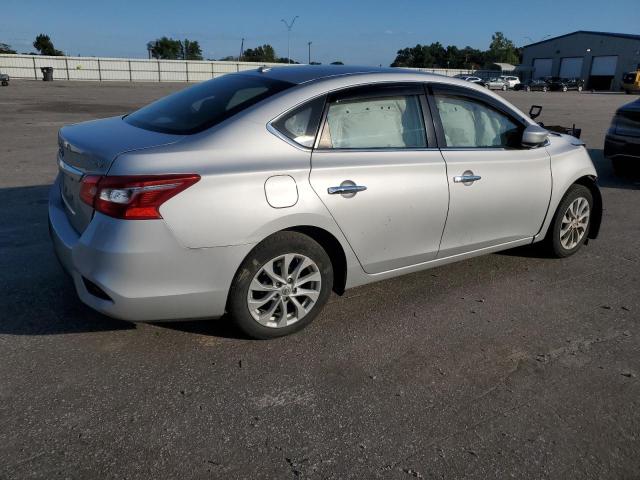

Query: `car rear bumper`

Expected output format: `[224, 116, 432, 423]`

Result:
[48, 176, 255, 321]
[604, 133, 640, 160]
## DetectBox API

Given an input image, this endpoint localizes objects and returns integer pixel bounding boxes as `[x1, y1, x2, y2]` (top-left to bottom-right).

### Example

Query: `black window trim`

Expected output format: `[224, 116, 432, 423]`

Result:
[313, 82, 436, 151]
[268, 94, 328, 151]
[425, 83, 529, 151]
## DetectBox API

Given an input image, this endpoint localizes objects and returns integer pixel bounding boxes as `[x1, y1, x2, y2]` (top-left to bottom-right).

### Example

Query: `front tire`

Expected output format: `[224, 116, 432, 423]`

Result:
[227, 231, 333, 339]
[545, 185, 593, 258]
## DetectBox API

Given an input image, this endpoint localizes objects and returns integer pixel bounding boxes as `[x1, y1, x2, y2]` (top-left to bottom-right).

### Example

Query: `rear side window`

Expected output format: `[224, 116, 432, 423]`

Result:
[125, 74, 294, 135]
[318, 94, 427, 149]
[272, 96, 325, 147]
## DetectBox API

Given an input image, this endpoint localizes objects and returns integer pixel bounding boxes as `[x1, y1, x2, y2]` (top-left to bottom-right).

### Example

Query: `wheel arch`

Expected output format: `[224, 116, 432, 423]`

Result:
[574, 175, 602, 239]
[284, 225, 348, 295]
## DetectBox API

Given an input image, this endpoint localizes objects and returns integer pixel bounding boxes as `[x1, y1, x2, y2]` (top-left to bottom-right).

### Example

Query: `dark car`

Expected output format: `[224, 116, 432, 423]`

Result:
[0, 72, 9, 86]
[514, 79, 549, 92]
[605, 98, 640, 174]
[548, 77, 584, 92]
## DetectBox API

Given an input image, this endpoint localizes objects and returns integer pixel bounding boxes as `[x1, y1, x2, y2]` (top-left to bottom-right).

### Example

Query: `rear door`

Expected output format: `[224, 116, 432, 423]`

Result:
[428, 85, 552, 257]
[309, 84, 449, 274]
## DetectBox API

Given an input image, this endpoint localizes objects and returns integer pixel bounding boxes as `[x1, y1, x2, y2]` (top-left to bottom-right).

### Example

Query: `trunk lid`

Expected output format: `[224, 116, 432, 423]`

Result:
[57, 116, 183, 233]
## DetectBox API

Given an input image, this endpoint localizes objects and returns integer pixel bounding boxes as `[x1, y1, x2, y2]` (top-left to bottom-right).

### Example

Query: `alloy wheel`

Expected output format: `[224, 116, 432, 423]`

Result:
[247, 253, 322, 328]
[559, 197, 590, 250]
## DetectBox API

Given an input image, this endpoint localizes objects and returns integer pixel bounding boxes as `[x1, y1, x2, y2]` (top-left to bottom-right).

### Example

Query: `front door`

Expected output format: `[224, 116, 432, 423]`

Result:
[310, 84, 449, 274]
[429, 85, 552, 257]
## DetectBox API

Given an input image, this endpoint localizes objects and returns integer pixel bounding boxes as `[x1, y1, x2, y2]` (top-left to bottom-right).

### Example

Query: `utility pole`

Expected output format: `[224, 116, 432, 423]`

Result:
[281, 16, 299, 64]
[308, 41, 312, 64]
[239, 38, 244, 62]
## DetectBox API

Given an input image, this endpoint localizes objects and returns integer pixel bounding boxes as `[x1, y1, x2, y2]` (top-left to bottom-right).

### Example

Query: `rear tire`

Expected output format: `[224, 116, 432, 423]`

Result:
[544, 185, 593, 258]
[542, 86, 548, 92]
[502, 84, 507, 91]
[562, 86, 568, 92]
[227, 231, 333, 339]
[525, 85, 531, 92]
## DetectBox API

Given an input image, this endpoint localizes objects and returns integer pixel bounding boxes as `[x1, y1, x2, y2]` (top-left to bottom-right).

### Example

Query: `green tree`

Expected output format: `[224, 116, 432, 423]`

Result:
[459, 46, 486, 69]
[0, 43, 16, 54]
[275, 57, 299, 64]
[390, 33, 522, 69]
[391, 43, 448, 68]
[180, 39, 203, 60]
[147, 37, 182, 60]
[487, 31, 519, 65]
[242, 44, 277, 63]
[33, 34, 64, 56]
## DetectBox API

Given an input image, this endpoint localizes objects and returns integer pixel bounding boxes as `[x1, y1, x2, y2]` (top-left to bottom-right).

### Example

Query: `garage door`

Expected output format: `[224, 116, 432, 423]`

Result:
[559, 57, 583, 78]
[533, 58, 553, 79]
[591, 56, 618, 75]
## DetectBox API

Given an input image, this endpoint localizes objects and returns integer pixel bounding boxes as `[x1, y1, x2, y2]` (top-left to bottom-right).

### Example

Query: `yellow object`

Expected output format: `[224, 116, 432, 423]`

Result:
[622, 69, 640, 93]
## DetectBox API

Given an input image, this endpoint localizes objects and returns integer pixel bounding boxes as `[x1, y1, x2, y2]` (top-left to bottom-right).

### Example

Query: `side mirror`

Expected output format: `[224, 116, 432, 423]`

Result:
[522, 124, 549, 148]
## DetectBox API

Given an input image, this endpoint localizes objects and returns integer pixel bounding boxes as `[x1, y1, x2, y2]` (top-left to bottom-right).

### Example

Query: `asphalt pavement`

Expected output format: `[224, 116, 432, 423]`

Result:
[0, 80, 639, 479]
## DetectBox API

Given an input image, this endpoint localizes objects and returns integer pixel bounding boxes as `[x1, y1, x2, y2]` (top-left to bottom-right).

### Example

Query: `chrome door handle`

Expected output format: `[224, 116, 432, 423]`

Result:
[327, 185, 367, 195]
[453, 174, 482, 183]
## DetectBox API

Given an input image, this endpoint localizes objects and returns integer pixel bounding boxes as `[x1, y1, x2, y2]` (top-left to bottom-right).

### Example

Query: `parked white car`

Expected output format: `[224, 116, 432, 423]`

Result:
[500, 75, 521, 89]
[485, 77, 509, 90]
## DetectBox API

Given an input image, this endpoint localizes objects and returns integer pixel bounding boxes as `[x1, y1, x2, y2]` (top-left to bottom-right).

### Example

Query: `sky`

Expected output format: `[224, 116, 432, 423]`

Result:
[2, 0, 639, 65]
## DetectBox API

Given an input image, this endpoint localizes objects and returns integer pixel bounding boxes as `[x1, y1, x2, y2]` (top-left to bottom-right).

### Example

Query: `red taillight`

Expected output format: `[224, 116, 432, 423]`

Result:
[80, 174, 200, 220]
[79, 175, 101, 206]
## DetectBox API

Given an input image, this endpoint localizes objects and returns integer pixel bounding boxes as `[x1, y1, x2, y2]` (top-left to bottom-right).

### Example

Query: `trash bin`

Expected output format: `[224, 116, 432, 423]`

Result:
[40, 67, 54, 81]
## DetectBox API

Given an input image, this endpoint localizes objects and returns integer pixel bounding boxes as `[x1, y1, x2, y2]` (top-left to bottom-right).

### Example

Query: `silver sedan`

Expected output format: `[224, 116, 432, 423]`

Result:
[49, 66, 602, 338]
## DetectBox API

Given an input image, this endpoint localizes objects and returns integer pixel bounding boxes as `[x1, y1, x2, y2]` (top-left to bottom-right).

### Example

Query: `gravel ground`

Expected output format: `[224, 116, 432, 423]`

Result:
[0, 80, 639, 479]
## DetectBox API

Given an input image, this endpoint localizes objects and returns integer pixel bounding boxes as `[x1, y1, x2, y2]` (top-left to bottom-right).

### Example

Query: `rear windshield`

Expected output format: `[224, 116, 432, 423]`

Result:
[124, 74, 294, 134]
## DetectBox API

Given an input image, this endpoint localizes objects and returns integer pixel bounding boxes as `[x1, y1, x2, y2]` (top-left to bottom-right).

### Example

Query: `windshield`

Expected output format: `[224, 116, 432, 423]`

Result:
[124, 74, 294, 134]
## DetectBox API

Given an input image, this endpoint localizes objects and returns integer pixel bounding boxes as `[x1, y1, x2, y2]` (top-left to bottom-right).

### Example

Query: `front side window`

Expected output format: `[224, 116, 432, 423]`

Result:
[318, 94, 427, 149]
[125, 74, 294, 135]
[433, 92, 522, 148]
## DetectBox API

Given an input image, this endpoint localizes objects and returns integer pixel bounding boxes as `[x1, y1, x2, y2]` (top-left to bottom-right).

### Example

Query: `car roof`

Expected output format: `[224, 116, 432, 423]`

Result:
[240, 64, 437, 85]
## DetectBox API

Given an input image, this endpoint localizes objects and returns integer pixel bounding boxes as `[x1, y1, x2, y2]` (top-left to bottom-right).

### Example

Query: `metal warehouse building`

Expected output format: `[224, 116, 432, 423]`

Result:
[521, 31, 640, 91]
